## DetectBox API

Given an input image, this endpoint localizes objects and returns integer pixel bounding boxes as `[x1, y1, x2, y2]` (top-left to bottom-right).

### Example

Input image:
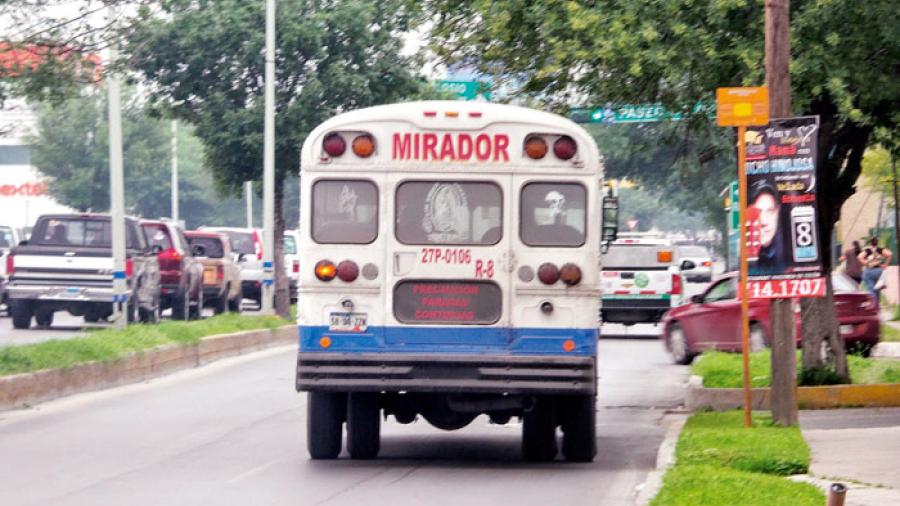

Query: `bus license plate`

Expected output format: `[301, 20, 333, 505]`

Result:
[329, 312, 367, 332]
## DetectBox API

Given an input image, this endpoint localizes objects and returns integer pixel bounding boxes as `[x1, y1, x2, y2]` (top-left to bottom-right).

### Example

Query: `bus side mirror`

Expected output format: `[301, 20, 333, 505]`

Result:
[601, 195, 619, 245]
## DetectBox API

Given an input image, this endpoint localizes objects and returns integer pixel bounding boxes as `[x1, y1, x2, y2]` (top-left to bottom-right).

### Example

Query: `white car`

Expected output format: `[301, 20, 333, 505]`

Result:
[283, 230, 300, 303]
[677, 244, 714, 283]
[200, 227, 265, 308]
[0, 225, 22, 313]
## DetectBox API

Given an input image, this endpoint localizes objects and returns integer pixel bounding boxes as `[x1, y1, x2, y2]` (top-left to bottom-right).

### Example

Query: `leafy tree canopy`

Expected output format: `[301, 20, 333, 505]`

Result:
[29, 88, 247, 229]
[125, 0, 423, 196]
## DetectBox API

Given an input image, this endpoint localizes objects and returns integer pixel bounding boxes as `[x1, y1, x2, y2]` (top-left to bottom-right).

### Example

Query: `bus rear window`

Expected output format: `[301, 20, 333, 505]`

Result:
[394, 280, 502, 325]
[520, 183, 586, 247]
[395, 181, 502, 245]
[312, 180, 378, 244]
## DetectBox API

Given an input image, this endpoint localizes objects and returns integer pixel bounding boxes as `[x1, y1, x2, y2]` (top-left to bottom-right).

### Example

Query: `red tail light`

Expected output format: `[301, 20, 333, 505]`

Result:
[292, 259, 299, 273]
[670, 274, 682, 295]
[125, 258, 134, 278]
[6, 253, 13, 276]
[158, 248, 183, 271]
[337, 260, 359, 282]
[702, 261, 712, 267]
[253, 230, 263, 261]
[216, 265, 224, 281]
[538, 263, 560, 285]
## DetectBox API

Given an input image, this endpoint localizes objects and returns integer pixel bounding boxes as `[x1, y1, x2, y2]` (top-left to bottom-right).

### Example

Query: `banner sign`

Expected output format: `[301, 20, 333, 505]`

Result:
[745, 116, 824, 298]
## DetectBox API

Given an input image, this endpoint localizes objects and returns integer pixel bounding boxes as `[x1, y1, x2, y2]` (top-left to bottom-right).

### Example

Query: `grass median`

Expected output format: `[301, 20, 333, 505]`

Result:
[650, 411, 823, 506]
[692, 350, 900, 388]
[0, 313, 291, 377]
[882, 323, 900, 342]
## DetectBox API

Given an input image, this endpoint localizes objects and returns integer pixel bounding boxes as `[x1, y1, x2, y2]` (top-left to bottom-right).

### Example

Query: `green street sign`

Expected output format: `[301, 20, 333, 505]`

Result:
[729, 180, 740, 231]
[570, 102, 714, 124]
[437, 80, 492, 101]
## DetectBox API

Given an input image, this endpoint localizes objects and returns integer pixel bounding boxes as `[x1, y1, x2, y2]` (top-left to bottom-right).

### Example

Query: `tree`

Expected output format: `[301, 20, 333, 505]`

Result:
[30, 89, 249, 228]
[424, 0, 900, 382]
[125, 0, 423, 318]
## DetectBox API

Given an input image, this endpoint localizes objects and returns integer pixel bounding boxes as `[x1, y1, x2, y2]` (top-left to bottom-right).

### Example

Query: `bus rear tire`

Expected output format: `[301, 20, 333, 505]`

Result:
[561, 395, 596, 462]
[522, 397, 557, 462]
[307, 392, 344, 460]
[346, 393, 380, 460]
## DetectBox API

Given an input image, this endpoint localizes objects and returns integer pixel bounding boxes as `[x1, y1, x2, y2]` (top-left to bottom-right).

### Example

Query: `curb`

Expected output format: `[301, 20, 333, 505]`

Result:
[634, 413, 687, 506]
[871, 341, 900, 359]
[0, 325, 297, 412]
[686, 375, 900, 410]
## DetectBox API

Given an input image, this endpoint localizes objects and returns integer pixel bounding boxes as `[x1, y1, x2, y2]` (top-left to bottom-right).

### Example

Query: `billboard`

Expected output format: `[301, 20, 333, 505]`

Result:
[744, 116, 825, 298]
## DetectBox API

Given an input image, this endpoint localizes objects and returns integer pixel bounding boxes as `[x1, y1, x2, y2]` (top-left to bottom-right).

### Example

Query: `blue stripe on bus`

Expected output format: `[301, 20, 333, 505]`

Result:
[298, 326, 598, 356]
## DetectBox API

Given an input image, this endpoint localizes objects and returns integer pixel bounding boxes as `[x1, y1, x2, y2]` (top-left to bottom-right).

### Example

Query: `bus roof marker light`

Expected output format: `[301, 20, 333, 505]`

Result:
[553, 135, 577, 160]
[524, 136, 548, 159]
[423, 111, 437, 117]
[445, 111, 459, 118]
[351, 134, 375, 158]
[322, 133, 346, 157]
[315, 259, 337, 281]
[468, 112, 482, 118]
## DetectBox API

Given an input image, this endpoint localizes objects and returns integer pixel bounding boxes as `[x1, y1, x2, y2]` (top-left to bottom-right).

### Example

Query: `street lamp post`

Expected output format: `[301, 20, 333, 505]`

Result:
[171, 120, 179, 224]
[107, 5, 127, 328]
[261, 0, 276, 314]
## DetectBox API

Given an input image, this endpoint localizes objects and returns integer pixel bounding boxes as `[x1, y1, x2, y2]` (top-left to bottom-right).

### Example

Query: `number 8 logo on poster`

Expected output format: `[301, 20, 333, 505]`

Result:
[791, 206, 818, 262]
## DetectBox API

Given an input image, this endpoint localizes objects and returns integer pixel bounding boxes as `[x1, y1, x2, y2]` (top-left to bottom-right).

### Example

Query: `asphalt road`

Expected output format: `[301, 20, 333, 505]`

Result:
[0, 339, 687, 506]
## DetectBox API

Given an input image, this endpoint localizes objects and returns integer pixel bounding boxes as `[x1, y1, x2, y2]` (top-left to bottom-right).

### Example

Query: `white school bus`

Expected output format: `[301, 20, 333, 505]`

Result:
[295, 101, 618, 462]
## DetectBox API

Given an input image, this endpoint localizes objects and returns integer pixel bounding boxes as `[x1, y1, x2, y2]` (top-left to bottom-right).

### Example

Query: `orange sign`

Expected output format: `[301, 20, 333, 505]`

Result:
[716, 87, 769, 127]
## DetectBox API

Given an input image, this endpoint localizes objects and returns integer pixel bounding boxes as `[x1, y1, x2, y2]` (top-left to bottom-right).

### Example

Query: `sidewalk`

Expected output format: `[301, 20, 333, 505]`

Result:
[797, 408, 900, 506]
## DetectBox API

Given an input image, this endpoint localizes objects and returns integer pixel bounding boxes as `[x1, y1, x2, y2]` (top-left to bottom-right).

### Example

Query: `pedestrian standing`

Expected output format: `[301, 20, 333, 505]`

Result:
[840, 240, 863, 285]
[858, 237, 892, 308]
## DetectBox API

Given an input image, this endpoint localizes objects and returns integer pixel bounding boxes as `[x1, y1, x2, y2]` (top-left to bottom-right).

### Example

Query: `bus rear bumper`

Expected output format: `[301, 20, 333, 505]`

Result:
[296, 352, 596, 395]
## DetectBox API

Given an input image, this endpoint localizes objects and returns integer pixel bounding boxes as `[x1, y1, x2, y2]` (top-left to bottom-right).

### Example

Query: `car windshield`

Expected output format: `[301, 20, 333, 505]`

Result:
[224, 231, 255, 255]
[283, 235, 297, 255]
[0, 226, 13, 248]
[188, 236, 224, 258]
[142, 224, 173, 251]
[831, 273, 860, 293]
[603, 244, 670, 268]
[32, 218, 112, 247]
[678, 246, 709, 258]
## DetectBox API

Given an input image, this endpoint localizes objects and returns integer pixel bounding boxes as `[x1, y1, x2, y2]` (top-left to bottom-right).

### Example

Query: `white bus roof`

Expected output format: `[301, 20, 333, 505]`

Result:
[300, 100, 602, 175]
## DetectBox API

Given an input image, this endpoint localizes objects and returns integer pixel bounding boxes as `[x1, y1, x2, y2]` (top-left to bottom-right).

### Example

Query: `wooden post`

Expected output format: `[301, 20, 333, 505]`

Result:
[765, 0, 798, 426]
[738, 125, 752, 428]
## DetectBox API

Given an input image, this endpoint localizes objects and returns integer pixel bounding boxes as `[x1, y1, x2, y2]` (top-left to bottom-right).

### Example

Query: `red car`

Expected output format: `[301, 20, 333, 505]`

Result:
[661, 272, 879, 364]
[141, 220, 205, 320]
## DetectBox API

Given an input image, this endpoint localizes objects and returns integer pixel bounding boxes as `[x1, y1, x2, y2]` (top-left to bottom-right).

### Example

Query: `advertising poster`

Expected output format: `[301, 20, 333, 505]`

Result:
[744, 116, 825, 298]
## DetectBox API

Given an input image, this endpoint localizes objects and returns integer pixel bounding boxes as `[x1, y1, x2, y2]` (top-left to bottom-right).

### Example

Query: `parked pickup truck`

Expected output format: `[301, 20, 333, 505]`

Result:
[5, 214, 161, 329]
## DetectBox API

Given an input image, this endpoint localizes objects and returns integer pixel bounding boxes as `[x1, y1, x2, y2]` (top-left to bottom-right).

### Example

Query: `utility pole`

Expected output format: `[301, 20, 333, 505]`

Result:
[766, 0, 798, 426]
[107, 4, 127, 328]
[245, 181, 254, 228]
[171, 120, 179, 224]
[893, 151, 899, 309]
[261, 0, 276, 315]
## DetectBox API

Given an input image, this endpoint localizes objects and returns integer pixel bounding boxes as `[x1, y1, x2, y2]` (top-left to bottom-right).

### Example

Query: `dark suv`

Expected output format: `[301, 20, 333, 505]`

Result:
[141, 220, 204, 320]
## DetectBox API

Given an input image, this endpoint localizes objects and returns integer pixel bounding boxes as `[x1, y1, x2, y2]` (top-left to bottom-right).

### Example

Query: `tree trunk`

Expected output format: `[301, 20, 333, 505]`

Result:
[798, 102, 871, 385]
[893, 152, 899, 313]
[273, 179, 291, 319]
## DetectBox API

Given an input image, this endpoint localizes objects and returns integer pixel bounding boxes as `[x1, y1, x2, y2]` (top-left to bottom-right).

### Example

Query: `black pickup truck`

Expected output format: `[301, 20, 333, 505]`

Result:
[5, 214, 162, 328]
